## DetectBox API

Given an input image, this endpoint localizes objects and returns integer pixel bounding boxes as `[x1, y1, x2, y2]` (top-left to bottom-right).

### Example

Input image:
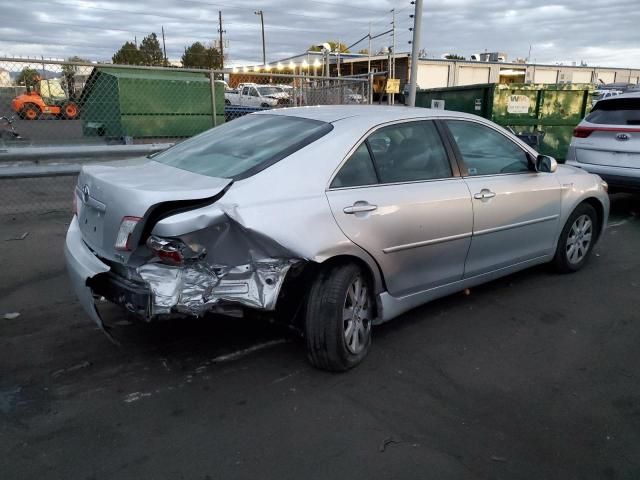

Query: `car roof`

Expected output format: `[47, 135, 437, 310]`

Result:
[600, 91, 640, 100]
[257, 105, 476, 124]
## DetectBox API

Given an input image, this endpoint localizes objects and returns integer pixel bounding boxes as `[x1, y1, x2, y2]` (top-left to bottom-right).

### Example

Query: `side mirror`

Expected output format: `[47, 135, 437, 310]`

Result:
[535, 155, 557, 173]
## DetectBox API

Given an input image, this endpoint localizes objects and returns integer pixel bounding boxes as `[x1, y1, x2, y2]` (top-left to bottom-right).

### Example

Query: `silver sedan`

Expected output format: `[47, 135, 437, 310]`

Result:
[65, 106, 609, 370]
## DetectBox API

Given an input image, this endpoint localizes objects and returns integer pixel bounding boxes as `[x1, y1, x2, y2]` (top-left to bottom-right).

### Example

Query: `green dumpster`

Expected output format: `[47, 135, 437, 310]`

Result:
[415, 83, 594, 160]
[80, 67, 225, 139]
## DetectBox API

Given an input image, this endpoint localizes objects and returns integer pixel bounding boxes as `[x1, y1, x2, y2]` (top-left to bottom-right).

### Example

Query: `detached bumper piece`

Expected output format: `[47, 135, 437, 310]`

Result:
[88, 272, 151, 319]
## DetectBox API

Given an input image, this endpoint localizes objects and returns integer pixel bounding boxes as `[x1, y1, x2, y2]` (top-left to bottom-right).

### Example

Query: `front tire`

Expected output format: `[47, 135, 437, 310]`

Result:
[305, 263, 373, 371]
[21, 103, 40, 120]
[553, 203, 598, 273]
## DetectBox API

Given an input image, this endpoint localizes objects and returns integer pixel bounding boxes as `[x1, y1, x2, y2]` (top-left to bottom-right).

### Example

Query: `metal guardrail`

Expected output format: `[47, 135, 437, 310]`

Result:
[0, 144, 173, 215]
[0, 143, 171, 162]
[0, 144, 172, 178]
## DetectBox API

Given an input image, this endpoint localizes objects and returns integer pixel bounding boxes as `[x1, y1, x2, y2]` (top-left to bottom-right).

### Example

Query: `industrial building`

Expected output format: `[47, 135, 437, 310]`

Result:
[231, 51, 640, 90]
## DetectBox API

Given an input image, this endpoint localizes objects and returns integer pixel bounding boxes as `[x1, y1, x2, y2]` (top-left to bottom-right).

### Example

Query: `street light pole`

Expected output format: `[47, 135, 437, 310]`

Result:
[407, 0, 423, 107]
[254, 10, 266, 65]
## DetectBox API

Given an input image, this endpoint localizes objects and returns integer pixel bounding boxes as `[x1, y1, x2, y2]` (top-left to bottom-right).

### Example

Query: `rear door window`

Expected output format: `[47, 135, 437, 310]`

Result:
[586, 97, 640, 125]
[330, 143, 378, 188]
[367, 121, 452, 183]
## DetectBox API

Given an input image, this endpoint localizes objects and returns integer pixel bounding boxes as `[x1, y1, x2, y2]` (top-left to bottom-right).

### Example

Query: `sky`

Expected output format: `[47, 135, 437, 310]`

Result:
[0, 0, 638, 68]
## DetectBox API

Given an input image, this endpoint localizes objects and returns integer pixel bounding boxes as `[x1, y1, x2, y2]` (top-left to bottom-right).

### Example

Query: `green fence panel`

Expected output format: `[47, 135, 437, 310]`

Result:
[81, 67, 225, 139]
[415, 84, 494, 118]
[416, 83, 593, 160]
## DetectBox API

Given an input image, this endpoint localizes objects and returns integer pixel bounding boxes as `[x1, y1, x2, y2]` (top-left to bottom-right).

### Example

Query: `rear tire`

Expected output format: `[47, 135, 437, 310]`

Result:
[305, 263, 373, 371]
[552, 203, 598, 273]
[61, 102, 79, 120]
[20, 103, 40, 120]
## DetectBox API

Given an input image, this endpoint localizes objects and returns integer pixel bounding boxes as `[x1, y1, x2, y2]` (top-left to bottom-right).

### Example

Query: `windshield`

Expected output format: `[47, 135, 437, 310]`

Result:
[257, 86, 281, 96]
[39, 79, 66, 99]
[152, 114, 333, 179]
[586, 97, 640, 125]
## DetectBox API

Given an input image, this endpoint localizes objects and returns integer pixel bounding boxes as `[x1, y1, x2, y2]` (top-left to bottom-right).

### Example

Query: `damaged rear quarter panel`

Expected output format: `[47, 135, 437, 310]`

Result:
[137, 122, 384, 318]
[144, 203, 306, 316]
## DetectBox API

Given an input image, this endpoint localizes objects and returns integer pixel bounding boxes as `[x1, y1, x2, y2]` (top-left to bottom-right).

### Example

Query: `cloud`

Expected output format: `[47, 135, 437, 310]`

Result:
[0, 0, 637, 68]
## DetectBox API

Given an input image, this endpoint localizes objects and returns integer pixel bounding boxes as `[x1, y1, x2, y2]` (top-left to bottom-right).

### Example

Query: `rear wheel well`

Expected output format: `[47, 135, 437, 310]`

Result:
[276, 255, 379, 327]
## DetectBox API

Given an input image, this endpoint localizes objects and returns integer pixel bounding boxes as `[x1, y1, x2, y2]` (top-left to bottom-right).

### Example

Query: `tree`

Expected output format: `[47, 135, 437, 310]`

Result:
[16, 67, 39, 88]
[62, 56, 90, 99]
[357, 48, 369, 55]
[444, 53, 466, 60]
[139, 33, 164, 66]
[309, 41, 350, 53]
[112, 41, 142, 65]
[181, 42, 222, 69]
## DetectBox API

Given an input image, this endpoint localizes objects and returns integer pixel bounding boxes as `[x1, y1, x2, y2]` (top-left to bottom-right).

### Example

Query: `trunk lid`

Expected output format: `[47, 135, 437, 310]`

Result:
[76, 157, 232, 262]
[574, 125, 640, 168]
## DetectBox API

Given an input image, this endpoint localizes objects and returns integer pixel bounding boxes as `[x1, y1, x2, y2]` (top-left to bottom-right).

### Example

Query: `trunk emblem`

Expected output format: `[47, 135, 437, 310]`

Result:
[81, 184, 90, 203]
[616, 133, 630, 141]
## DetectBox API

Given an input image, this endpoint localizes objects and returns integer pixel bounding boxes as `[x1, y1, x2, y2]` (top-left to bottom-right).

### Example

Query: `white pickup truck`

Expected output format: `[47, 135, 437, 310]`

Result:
[225, 84, 290, 108]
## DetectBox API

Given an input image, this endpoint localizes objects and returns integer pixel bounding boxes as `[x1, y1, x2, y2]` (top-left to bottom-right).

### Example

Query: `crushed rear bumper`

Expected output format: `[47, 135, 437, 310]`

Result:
[64, 216, 111, 331]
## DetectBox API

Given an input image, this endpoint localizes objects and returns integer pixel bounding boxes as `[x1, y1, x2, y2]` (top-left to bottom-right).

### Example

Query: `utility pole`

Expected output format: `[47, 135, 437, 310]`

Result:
[161, 26, 167, 65]
[336, 39, 341, 77]
[368, 22, 372, 104]
[254, 10, 266, 65]
[390, 8, 396, 105]
[407, 0, 423, 107]
[218, 10, 226, 71]
[367, 22, 372, 75]
[391, 9, 396, 79]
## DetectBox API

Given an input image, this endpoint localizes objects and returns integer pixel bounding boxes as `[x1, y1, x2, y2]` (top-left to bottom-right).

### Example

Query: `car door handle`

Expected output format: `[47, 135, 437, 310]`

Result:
[473, 189, 496, 200]
[343, 203, 378, 214]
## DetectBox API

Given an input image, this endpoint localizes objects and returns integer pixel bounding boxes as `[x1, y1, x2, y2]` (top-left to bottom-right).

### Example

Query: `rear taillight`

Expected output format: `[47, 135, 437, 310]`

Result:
[573, 126, 640, 138]
[573, 127, 593, 138]
[146, 235, 206, 265]
[114, 216, 141, 251]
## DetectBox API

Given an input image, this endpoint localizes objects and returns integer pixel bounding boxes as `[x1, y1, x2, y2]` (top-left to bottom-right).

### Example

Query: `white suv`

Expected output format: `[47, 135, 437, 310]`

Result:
[566, 92, 640, 193]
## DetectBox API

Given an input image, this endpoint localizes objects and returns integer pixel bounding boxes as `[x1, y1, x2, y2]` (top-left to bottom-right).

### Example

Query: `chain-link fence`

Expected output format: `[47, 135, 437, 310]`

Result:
[0, 57, 369, 147]
[0, 57, 370, 218]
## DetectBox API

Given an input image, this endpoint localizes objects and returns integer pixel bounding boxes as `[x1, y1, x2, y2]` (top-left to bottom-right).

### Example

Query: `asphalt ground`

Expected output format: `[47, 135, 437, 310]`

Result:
[0, 106, 87, 146]
[1, 193, 639, 480]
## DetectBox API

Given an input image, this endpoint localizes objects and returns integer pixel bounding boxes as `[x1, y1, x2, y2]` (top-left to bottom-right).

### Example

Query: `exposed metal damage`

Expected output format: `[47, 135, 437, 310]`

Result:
[137, 257, 299, 317]
[77, 204, 306, 325]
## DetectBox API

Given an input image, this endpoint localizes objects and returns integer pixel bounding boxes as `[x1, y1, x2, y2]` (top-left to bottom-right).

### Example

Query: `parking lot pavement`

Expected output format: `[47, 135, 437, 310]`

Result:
[1, 194, 639, 480]
[0, 107, 88, 146]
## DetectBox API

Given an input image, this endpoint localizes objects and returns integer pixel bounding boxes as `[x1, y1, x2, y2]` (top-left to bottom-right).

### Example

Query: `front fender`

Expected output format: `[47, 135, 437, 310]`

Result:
[556, 166, 610, 239]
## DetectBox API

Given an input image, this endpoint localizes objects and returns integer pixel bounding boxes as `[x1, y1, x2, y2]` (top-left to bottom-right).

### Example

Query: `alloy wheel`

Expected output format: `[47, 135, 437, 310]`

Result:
[343, 276, 371, 355]
[566, 214, 593, 264]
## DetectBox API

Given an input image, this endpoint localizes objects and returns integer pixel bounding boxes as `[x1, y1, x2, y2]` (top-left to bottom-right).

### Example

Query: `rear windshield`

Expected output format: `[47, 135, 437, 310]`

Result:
[152, 114, 332, 179]
[586, 97, 640, 125]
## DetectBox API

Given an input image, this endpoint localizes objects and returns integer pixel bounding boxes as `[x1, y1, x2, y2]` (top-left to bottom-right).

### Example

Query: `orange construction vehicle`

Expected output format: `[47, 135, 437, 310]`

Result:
[11, 77, 79, 120]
